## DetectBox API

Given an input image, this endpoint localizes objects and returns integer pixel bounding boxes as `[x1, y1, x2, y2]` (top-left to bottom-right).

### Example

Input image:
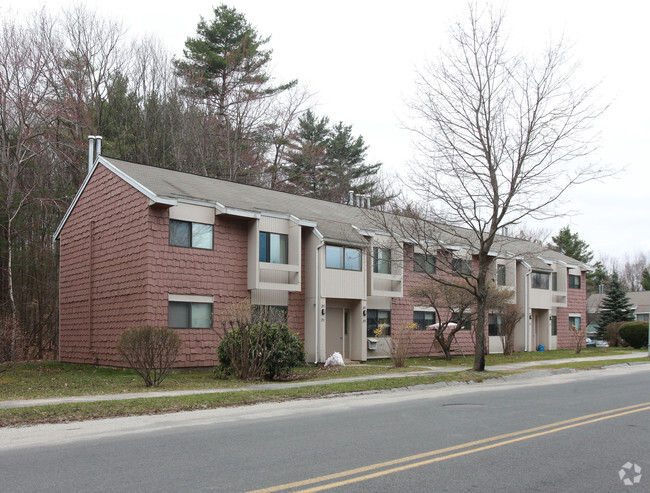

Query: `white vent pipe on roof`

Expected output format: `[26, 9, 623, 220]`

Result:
[349, 190, 354, 205]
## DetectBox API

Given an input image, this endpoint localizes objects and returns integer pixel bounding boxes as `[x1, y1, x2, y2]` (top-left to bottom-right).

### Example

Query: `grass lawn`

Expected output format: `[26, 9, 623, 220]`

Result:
[0, 370, 499, 427]
[0, 361, 422, 401]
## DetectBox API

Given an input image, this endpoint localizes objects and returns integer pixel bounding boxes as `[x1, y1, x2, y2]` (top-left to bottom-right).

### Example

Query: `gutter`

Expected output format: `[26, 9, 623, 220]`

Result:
[521, 260, 532, 352]
[313, 228, 325, 364]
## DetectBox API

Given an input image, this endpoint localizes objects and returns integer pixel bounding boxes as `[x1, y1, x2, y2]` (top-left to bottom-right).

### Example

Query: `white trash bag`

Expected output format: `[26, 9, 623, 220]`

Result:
[324, 351, 345, 367]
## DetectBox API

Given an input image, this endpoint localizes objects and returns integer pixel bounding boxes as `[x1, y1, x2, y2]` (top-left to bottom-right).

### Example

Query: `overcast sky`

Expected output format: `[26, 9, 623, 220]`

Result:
[8, 0, 650, 262]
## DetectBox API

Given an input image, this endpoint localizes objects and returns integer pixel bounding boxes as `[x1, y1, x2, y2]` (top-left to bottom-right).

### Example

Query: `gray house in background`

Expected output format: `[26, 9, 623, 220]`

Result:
[587, 291, 650, 324]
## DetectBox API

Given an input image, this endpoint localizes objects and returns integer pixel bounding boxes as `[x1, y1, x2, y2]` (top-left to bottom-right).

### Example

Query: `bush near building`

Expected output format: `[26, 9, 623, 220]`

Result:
[618, 322, 649, 349]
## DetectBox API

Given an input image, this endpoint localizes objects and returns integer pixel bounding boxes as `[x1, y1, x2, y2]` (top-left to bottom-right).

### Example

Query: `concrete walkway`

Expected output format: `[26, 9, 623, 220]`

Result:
[1, 352, 647, 410]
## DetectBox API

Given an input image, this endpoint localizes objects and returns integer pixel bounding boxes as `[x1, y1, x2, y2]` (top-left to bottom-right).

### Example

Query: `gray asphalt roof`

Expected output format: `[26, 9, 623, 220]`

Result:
[104, 157, 589, 270]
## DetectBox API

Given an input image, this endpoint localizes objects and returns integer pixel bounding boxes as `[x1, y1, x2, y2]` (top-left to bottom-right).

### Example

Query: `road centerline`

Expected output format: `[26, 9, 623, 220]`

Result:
[248, 401, 650, 493]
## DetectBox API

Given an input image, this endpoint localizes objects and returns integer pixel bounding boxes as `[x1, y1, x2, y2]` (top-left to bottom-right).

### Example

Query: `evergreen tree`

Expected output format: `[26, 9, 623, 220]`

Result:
[173, 4, 295, 181]
[286, 110, 382, 203]
[551, 226, 594, 263]
[587, 260, 610, 294]
[597, 272, 634, 339]
[642, 268, 650, 291]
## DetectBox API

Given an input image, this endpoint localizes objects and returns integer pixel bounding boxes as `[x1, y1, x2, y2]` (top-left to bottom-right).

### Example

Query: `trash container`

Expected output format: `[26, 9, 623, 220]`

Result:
[538, 345, 544, 351]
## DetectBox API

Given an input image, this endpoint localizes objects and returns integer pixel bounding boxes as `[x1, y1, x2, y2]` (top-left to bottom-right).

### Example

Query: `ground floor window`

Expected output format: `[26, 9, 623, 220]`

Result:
[569, 316, 581, 331]
[488, 314, 502, 336]
[414, 311, 435, 330]
[252, 305, 288, 324]
[367, 309, 390, 337]
[551, 316, 557, 336]
[450, 311, 472, 331]
[168, 301, 212, 329]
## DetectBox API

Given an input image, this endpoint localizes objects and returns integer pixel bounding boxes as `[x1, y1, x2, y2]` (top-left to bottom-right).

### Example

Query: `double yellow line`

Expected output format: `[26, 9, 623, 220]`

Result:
[249, 401, 650, 493]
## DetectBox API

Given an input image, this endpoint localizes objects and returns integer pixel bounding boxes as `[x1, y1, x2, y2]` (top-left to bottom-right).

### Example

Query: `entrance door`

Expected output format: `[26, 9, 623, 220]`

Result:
[325, 307, 344, 358]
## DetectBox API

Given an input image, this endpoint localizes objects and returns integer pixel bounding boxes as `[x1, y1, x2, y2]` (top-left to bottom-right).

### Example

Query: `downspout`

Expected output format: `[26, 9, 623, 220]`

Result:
[521, 260, 532, 352]
[313, 230, 324, 363]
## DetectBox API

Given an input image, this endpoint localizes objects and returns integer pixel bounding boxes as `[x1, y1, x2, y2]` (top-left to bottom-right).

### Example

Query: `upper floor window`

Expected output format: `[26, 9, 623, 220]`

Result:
[414, 311, 435, 330]
[452, 258, 472, 277]
[552, 272, 558, 291]
[170, 219, 213, 249]
[168, 301, 212, 329]
[259, 232, 288, 264]
[373, 247, 391, 274]
[568, 274, 581, 289]
[496, 264, 506, 286]
[414, 253, 436, 274]
[531, 271, 550, 290]
[326, 245, 362, 271]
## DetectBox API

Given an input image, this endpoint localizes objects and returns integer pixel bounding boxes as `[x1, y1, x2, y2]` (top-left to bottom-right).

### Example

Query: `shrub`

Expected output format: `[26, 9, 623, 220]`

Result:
[117, 327, 181, 387]
[570, 326, 586, 354]
[217, 321, 304, 381]
[606, 322, 628, 347]
[619, 322, 649, 349]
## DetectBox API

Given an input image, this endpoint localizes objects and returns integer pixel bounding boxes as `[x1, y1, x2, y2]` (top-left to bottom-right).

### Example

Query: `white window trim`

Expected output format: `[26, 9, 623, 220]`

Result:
[168, 294, 214, 304]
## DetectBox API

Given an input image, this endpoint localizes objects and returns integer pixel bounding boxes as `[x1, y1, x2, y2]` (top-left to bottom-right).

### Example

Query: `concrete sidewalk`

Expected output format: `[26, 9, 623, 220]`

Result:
[1, 352, 647, 410]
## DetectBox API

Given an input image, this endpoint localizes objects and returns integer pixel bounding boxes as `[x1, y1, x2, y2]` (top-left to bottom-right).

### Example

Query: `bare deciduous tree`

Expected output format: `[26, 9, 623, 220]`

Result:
[496, 304, 524, 356]
[394, 4, 605, 371]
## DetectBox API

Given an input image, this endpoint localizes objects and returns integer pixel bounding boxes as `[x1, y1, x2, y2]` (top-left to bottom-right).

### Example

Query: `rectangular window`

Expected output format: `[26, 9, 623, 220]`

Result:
[531, 272, 550, 289]
[552, 272, 558, 291]
[568, 274, 581, 289]
[488, 314, 501, 337]
[373, 247, 391, 274]
[252, 305, 288, 324]
[452, 258, 472, 276]
[496, 264, 506, 286]
[367, 309, 391, 337]
[636, 314, 649, 322]
[414, 311, 435, 330]
[170, 219, 213, 249]
[259, 232, 288, 264]
[414, 253, 436, 274]
[168, 301, 212, 329]
[569, 316, 581, 331]
[551, 316, 557, 336]
[325, 245, 362, 271]
[450, 311, 471, 331]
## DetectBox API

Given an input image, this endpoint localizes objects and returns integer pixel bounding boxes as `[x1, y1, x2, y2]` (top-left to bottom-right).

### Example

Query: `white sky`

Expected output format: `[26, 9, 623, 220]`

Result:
[7, 0, 650, 262]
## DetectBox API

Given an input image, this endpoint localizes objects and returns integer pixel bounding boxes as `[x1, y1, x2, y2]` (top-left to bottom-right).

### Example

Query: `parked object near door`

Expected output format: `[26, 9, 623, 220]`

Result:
[325, 352, 345, 367]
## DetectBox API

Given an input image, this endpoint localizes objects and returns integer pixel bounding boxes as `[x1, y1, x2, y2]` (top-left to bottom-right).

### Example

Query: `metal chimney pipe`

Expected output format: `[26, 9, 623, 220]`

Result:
[365, 195, 371, 208]
[349, 190, 354, 205]
[95, 135, 102, 157]
[88, 135, 96, 173]
[356, 194, 361, 207]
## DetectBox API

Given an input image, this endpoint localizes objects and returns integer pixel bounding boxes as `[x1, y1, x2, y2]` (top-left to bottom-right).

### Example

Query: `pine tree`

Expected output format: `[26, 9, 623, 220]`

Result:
[286, 110, 382, 203]
[597, 272, 634, 339]
[551, 226, 594, 263]
[642, 268, 650, 291]
[173, 4, 295, 181]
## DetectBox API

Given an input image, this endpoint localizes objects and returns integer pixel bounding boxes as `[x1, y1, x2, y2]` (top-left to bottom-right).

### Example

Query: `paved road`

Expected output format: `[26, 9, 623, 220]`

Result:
[1, 364, 649, 492]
